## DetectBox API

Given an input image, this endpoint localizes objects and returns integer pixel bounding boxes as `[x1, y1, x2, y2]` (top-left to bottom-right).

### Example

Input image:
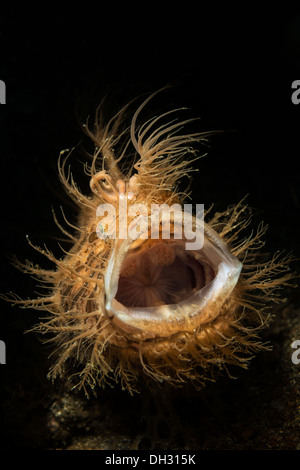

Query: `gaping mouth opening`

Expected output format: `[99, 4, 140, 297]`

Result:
[104, 217, 242, 336]
[115, 239, 216, 308]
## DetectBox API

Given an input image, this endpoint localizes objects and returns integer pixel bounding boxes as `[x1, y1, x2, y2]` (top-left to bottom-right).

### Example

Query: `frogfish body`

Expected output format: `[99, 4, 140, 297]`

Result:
[8, 91, 294, 395]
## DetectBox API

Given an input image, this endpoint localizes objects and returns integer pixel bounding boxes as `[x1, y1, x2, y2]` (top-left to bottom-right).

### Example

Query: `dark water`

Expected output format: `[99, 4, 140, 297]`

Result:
[0, 6, 299, 451]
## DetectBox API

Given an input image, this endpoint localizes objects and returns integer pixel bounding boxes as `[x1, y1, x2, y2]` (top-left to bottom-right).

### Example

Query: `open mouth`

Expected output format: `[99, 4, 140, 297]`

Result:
[104, 217, 242, 338]
[115, 239, 216, 308]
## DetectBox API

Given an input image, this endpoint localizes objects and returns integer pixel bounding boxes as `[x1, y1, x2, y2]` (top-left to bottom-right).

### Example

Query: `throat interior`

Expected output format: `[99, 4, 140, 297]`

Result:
[115, 240, 215, 308]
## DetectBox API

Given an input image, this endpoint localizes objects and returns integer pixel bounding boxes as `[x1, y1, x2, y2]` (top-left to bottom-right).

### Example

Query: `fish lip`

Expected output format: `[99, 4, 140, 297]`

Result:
[104, 216, 242, 338]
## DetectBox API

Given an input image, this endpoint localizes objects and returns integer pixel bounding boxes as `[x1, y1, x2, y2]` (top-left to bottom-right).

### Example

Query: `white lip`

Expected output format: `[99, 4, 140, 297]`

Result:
[104, 214, 242, 338]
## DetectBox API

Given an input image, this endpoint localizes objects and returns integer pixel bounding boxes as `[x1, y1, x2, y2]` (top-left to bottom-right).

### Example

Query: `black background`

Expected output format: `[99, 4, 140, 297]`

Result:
[0, 4, 300, 451]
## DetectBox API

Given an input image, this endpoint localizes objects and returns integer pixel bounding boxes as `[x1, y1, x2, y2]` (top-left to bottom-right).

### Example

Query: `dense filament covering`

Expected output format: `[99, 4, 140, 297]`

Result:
[1, 91, 295, 396]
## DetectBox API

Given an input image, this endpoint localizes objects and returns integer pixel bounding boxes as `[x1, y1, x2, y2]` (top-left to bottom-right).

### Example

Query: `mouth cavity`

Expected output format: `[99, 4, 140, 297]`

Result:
[115, 240, 216, 308]
[104, 219, 242, 335]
